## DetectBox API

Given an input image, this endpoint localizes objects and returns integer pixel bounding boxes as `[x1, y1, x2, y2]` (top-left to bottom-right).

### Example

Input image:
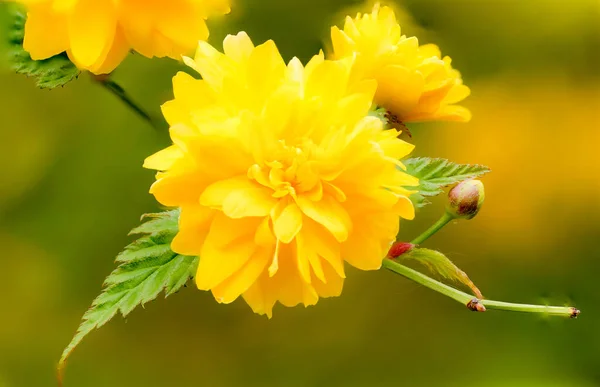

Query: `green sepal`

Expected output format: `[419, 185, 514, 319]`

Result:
[58, 210, 197, 379]
[403, 157, 490, 207]
[398, 247, 483, 299]
[7, 4, 80, 89]
[368, 106, 388, 123]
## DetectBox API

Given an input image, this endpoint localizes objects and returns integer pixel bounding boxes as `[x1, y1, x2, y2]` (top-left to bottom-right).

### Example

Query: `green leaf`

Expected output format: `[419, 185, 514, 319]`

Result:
[403, 157, 490, 207]
[7, 4, 80, 89]
[399, 247, 483, 299]
[58, 210, 196, 379]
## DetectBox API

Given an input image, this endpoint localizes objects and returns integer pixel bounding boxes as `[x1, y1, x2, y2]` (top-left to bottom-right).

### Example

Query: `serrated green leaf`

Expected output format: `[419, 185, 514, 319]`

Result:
[129, 209, 180, 235]
[408, 193, 430, 208]
[58, 210, 196, 379]
[399, 247, 483, 298]
[6, 4, 80, 89]
[403, 157, 490, 207]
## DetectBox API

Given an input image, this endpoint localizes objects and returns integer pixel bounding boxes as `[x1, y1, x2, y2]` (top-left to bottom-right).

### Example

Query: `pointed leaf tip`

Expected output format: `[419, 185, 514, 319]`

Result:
[58, 210, 196, 381]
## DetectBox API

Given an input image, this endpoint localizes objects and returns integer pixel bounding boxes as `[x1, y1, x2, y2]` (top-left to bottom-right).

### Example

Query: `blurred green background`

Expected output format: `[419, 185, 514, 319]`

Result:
[1, 0, 599, 386]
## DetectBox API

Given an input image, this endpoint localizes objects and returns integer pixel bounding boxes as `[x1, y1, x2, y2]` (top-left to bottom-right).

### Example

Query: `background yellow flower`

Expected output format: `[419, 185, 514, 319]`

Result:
[16, 0, 230, 74]
[330, 3, 471, 123]
[144, 32, 417, 317]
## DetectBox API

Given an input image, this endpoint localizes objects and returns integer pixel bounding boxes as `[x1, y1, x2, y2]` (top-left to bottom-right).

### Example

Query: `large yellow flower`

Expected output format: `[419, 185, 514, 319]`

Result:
[144, 32, 417, 317]
[17, 0, 230, 74]
[330, 3, 471, 123]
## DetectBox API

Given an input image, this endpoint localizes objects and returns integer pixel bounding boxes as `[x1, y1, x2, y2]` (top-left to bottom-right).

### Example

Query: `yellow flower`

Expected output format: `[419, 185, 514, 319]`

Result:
[330, 3, 471, 123]
[17, 0, 230, 74]
[144, 32, 417, 317]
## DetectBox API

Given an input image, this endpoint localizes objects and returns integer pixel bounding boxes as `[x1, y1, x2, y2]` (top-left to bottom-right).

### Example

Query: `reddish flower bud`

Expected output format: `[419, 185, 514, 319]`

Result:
[446, 179, 485, 220]
[387, 242, 415, 258]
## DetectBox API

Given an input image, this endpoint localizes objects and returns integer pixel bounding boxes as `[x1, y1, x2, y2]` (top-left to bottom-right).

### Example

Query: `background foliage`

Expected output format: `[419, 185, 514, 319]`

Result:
[0, 0, 599, 386]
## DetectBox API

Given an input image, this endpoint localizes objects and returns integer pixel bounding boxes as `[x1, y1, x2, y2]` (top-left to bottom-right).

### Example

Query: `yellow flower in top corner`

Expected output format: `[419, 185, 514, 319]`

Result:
[16, 0, 231, 74]
[330, 3, 471, 123]
[144, 32, 418, 317]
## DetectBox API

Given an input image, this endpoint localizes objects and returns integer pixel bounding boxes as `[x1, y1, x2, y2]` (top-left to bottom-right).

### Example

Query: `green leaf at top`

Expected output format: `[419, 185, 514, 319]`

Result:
[58, 210, 196, 381]
[7, 4, 80, 89]
[403, 157, 490, 207]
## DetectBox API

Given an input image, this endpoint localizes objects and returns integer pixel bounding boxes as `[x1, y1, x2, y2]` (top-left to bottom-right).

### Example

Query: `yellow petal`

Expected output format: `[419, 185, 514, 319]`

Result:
[143, 145, 183, 171]
[150, 173, 208, 206]
[406, 104, 472, 123]
[342, 212, 398, 270]
[296, 195, 352, 243]
[242, 277, 274, 318]
[296, 232, 322, 283]
[311, 260, 344, 298]
[52, 0, 77, 12]
[211, 247, 271, 304]
[186, 40, 236, 88]
[268, 244, 318, 308]
[68, 0, 116, 68]
[394, 196, 415, 220]
[375, 65, 424, 117]
[247, 40, 287, 102]
[171, 205, 214, 256]
[305, 57, 353, 102]
[200, 177, 276, 218]
[156, 3, 208, 56]
[272, 202, 303, 244]
[444, 84, 471, 105]
[23, 6, 69, 60]
[90, 26, 129, 74]
[171, 72, 216, 108]
[330, 26, 354, 59]
[223, 32, 254, 63]
[301, 219, 345, 278]
[196, 215, 260, 290]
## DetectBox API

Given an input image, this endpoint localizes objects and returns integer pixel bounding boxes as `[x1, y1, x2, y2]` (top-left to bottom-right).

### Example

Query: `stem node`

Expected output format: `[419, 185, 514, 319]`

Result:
[466, 298, 486, 312]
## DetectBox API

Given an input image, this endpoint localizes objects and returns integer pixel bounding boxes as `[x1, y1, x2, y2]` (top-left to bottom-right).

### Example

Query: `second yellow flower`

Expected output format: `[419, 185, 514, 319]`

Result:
[19, 0, 231, 74]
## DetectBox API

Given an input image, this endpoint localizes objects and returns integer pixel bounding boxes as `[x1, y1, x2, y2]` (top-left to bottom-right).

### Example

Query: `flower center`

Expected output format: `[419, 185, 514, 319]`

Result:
[247, 140, 321, 199]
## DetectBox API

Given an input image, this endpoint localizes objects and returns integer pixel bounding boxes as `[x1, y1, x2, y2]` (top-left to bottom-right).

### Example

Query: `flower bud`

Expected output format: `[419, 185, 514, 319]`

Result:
[387, 242, 415, 258]
[446, 180, 485, 220]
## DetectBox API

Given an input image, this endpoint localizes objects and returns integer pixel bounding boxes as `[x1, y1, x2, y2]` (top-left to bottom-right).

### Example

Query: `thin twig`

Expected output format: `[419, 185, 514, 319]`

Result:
[91, 74, 162, 130]
[382, 259, 579, 318]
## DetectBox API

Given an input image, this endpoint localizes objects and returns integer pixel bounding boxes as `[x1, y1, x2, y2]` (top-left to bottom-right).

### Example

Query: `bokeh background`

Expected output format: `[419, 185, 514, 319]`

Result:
[1, 0, 599, 386]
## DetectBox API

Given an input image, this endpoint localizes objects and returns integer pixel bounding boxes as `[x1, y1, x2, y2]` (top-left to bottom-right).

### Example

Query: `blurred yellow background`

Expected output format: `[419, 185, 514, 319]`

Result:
[1, 0, 599, 386]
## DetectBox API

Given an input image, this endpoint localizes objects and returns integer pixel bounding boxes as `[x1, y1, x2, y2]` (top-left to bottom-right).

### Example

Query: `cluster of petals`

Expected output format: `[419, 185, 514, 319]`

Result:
[330, 3, 471, 123]
[144, 32, 417, 316]
[18, 0, 230, 74]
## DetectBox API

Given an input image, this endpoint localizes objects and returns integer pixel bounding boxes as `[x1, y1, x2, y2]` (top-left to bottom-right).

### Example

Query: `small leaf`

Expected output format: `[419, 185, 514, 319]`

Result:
[398, 247, 483, 299]
[403, 157, 490, 207]
[58, 210, 195, 381]
[6, 4, 80, 89]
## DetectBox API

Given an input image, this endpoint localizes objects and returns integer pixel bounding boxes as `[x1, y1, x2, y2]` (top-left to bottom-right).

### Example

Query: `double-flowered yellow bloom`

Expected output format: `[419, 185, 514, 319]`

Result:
[330, 3, 471, 123]
[18, 0, 230, 74]
[144, 32, 417, 317]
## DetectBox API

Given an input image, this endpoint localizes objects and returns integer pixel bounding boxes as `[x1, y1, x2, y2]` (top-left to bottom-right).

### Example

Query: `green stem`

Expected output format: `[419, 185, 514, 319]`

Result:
[92, 75, 161, 130]
[410, 211, 455, 245]
[478, 299, 578, 317]
[382, 259, 579, 318]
